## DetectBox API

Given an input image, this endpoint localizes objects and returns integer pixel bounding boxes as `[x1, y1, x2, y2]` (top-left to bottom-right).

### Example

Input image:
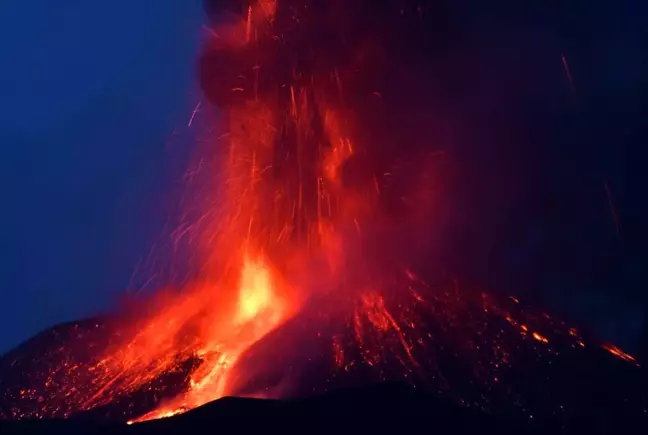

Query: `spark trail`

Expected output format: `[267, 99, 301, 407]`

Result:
[0, 1, 643, 430]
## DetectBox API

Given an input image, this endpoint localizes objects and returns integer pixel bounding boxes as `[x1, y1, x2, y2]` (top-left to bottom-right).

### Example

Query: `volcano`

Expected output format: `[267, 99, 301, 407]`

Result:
[2, 1, 646, 434]
[1, 282, 646, 433]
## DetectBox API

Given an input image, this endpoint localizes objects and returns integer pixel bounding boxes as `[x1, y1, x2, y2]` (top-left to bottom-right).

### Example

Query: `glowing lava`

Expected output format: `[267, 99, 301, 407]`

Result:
[128, 255, 293, 423]
[0, 1, 642, 428]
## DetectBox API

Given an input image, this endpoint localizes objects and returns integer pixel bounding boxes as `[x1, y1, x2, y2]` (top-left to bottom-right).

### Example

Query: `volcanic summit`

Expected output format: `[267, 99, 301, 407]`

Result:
[2, 1, 646, 434]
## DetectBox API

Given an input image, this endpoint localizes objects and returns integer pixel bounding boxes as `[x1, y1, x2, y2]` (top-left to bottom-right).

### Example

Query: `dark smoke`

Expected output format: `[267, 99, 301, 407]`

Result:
[199, 0, 648, 354]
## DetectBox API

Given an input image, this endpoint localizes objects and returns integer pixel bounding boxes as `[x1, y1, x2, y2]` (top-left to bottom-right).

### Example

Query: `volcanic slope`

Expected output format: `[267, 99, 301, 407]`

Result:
[0, 284, 646, 433]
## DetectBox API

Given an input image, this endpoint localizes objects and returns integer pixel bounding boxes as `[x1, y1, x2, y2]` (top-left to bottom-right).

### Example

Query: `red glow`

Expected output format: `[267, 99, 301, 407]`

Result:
[2, 1, 640, 425]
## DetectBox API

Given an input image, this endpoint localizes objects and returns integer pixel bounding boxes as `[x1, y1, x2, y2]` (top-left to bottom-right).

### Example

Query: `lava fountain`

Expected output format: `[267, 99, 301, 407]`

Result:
[1, 0, 643, 429]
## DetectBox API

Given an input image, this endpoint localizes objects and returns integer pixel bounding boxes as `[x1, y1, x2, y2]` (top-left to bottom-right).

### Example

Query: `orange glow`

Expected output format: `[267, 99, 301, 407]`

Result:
[602, 344, 637, 364]
[238, 258, 276, 322]
[128, 254, 292, 423]
[532, 332, 548, 344]
[3, 1, 642, 425]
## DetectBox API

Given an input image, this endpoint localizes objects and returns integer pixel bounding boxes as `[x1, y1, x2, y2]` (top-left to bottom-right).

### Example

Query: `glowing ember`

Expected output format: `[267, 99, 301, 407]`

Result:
[0, 0, 643, 428]
[602, 344, 637, 364]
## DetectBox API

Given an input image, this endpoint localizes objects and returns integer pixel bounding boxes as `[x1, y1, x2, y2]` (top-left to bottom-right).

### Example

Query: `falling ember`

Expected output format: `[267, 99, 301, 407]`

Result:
[532, 332, 548, 344]
[1, 1, 644, 430]
[560, 52, 578, 99]
[602, 344, 637, 365]
[188, 100, 202, 127]
[604, 182, 622, 235]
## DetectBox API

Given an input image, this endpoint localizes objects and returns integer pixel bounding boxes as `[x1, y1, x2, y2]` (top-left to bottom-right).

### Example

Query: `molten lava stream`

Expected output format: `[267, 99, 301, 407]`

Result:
[129, 255, 295, 423]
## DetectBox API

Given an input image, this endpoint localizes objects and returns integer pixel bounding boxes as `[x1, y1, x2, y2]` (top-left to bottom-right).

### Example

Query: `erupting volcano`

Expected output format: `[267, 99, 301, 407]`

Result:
[1, 1, 646, 433]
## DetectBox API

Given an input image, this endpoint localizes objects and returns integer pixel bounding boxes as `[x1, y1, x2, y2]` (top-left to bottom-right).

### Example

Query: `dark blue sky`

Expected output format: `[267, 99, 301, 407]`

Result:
[0, 0, 204, 351]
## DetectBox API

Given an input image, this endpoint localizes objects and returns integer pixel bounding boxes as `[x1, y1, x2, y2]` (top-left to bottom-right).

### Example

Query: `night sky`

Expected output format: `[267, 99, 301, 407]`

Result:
[0, 0, 203, 351]
[1, 1, 646, 355]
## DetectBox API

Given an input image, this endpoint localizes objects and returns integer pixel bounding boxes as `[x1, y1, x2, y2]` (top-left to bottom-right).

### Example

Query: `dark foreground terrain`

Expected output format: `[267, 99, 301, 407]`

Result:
[1, 380, 646, 435]
[0, 383, 554, 435]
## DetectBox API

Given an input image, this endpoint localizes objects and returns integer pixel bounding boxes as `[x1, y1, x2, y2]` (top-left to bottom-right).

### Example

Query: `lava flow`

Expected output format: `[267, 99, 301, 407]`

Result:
[0, 0, 644, 429]
[123, 254, 295, 423]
